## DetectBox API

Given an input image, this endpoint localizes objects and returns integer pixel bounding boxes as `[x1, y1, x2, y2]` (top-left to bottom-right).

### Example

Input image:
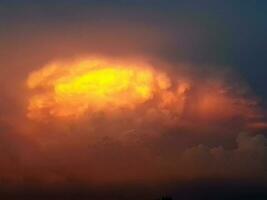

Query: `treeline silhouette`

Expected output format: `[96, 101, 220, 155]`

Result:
[157, 196, 172, 200]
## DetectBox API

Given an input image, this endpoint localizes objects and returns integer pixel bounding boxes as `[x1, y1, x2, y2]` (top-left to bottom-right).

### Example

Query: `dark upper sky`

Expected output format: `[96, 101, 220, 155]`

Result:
[1, 1, 266, 102]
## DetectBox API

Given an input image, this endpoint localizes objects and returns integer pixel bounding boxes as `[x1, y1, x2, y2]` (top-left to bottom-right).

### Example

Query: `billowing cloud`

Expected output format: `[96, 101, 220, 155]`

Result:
[25, 56, 265, 132]
[26, 57, 171, 120]
[0, 3, 266, 196]
[179, 133, 267, 180]
[0, 56, 265, 188]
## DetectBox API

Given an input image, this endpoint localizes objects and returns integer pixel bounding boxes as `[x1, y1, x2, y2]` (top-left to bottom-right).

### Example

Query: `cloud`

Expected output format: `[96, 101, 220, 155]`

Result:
[0, 3, 266, 191]
[178, 133, 267, 180]
[0, 54, 266, 189]
[1, 127, 266, 188]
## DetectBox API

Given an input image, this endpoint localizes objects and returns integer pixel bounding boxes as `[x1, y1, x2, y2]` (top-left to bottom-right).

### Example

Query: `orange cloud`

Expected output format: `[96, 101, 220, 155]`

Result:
[27, 57, 171, 120]
[0, 56, 258, 189]
[26, 56, 266, 133]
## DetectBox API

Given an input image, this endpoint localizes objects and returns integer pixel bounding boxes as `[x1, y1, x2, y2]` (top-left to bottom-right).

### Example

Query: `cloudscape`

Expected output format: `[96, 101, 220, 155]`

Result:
[0, 1, 267, 199]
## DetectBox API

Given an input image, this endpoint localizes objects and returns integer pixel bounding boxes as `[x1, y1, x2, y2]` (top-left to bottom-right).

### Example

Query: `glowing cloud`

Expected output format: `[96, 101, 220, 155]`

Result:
[26, 56, 265, 133]
[27, 57, 172, 120]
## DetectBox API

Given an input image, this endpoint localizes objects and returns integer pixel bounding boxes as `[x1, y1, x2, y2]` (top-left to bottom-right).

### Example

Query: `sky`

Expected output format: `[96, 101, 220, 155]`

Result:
[0, 1, 267, 199]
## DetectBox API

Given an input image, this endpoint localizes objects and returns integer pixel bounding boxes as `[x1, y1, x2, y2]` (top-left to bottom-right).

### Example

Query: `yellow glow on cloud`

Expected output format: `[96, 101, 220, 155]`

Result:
[26, 56, 263, 129]
[27, 57, 171, 119]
